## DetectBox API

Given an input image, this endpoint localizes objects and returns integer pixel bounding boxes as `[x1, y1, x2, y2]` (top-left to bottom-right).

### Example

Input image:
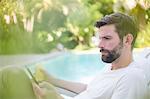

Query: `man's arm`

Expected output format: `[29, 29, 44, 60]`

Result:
[37, 68, 87, 94]
[50, 77, 87, 94]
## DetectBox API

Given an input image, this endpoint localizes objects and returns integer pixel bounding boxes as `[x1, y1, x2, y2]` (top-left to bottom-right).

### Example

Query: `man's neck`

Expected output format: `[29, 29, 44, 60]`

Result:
[111, 51, 133, 70]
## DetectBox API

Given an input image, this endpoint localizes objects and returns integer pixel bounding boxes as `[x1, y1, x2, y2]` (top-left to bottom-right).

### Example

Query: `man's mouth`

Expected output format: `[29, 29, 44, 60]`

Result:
[101, 52, 108, 55]
[100, 49, 109, 56]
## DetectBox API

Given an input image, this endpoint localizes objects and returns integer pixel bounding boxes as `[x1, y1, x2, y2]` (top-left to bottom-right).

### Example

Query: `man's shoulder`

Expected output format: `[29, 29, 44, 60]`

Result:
[123, 67, 146, 82]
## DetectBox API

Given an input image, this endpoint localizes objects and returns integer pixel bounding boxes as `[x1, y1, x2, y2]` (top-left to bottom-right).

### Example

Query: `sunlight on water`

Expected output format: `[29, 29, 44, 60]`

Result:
[30, 53, 106, 83]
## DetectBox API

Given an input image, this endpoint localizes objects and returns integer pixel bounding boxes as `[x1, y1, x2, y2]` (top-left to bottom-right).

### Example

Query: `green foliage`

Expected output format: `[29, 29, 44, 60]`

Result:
[146, 8, 150, 22]
[59, 30, 78, 49]
[135, 23, 150, 48]
[0, 0, 150, 54]
[0, 0, 35, 54]
[34, 9, 66, 32]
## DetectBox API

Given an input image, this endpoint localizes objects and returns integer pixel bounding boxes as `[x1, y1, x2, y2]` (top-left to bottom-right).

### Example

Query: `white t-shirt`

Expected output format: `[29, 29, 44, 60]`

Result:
[132, 48, 150, 85]
[74, 63, 149, 99]
[132, 59, 150, 85]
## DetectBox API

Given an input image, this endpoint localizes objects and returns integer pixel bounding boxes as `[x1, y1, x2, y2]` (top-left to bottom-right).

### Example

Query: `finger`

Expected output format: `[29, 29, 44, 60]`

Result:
[32, 83, 45, 97]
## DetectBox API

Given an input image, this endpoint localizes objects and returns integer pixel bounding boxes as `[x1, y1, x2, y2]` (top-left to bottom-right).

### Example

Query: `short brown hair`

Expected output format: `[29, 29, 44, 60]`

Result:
[95, 13, 139, 49]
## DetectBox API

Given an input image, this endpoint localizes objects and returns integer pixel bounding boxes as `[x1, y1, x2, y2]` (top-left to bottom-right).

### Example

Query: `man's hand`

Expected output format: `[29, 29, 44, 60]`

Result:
[32, 82, 64, 99]
[34, 65, 87, 94]
[32, 82, 44, 99]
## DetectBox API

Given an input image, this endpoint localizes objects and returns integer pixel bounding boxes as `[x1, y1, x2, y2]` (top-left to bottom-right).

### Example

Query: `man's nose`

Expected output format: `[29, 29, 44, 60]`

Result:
[98, 40, 105, 48]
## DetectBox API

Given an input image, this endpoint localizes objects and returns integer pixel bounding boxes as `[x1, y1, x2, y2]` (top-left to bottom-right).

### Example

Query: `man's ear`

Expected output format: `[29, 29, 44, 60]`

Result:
[123, 34, 133, 46]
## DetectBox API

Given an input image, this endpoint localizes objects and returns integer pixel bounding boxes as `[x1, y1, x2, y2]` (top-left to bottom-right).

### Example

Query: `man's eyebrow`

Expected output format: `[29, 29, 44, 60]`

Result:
[99, 35, 112, 38]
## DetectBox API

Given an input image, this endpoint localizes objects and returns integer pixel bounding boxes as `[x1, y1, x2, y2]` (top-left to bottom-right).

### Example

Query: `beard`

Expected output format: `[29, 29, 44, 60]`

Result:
[100, 42, 123, 63]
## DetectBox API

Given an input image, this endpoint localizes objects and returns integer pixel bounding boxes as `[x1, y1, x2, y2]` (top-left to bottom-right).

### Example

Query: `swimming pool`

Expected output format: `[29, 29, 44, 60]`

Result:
[29, 53, 106, 83]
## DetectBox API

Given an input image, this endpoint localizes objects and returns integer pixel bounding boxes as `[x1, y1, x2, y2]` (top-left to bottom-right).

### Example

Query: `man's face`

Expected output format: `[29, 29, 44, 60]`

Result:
[97, 24, 123, 63]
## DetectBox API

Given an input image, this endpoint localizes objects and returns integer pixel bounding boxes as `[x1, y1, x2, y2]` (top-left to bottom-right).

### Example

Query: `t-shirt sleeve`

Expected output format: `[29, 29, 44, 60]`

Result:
[111, 69, 148, 99]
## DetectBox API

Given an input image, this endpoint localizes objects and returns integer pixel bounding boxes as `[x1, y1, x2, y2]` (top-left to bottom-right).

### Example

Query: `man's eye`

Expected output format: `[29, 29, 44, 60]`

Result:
[104, 37, 110, 40]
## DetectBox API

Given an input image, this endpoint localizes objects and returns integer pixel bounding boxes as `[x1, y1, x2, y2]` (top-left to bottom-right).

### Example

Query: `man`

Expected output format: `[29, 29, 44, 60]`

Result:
[33, 13, 149, 99]
[0, 13, 149, 99]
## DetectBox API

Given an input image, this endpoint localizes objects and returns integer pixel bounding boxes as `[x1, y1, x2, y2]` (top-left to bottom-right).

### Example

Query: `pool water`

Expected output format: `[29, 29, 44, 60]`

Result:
[30, 53, 106, 83]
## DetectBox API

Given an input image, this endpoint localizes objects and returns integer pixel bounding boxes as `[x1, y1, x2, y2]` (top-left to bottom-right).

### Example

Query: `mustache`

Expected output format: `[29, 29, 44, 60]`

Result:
[100, 49, 110, 53]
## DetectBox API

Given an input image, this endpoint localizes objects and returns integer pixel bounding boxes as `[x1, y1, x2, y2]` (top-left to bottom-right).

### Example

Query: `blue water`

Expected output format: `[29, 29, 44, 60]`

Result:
[30, 53, 106, 83]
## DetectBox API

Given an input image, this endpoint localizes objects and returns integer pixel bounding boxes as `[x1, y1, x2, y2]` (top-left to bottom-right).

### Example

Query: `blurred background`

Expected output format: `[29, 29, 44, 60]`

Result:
[0, 0, 150, 54]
